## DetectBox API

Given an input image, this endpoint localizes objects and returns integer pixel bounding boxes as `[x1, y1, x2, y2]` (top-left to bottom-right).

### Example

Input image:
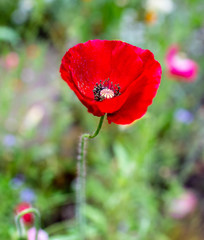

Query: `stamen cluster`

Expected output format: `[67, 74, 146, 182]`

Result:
[93, 79, 121, 101]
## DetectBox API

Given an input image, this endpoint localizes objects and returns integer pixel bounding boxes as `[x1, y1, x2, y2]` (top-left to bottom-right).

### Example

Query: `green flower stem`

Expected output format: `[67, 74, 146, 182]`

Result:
[77, 115, 105, 239]
[15, 208, 41, 240]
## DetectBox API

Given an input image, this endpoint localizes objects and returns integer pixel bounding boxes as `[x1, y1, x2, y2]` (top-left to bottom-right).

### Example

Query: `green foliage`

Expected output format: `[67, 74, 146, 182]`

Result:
[0, 0, 204, 239]
[0, 176, 19, 238]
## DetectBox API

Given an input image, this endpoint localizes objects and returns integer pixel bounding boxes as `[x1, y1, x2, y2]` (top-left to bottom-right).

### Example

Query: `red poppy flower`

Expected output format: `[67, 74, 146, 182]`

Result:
[60, 40, 162, 124]
[15, 202, 34, 225]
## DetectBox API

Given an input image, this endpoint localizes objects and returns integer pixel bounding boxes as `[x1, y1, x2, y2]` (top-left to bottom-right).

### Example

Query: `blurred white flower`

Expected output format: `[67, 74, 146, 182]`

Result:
[12, 10, 28, 25]
[12, 0, 34, 24]
[145, 0, 174, 14]
[120, 9, 145, 46]
[27, 228, 49, 240]
[168, 190, 197, 219]
[20, 105, 45, 132]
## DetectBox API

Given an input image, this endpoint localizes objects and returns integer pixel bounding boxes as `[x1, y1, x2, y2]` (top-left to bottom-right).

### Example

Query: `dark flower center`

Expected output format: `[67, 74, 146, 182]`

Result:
[93, 79, 121, 101]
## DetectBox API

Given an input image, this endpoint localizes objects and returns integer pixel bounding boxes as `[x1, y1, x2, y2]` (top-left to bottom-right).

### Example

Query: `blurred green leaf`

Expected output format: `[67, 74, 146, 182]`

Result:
[0, 27, 20, 45]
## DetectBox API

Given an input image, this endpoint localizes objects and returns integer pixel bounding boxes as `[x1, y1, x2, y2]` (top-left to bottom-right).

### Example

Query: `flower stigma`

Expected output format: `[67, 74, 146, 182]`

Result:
[100, 88, 114, 99]
[93, 79, 121, 101]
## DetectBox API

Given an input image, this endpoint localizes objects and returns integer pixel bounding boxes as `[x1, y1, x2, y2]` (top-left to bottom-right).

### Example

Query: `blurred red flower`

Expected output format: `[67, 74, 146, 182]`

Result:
[15, 202, 34, 225]
[60, 40, 161, 124]
[166, 45, 198, 82]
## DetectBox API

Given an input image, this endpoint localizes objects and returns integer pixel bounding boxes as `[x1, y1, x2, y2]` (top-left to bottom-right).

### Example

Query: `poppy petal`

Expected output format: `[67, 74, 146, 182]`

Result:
[107, 51, 161, 124]
[62, 40, 116, 98]
[110, 41, 145, 90]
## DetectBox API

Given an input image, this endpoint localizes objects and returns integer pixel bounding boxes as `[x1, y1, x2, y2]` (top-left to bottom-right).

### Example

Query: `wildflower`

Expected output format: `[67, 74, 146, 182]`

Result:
[168, 190, 197, 219]
[20, 104, 45, 132]
[15, 202, 34, 225]
[145, 11, 157, 25]
[12, 0, 33, 25]
[174, 108, 194, 124]
[10, 174, 25, 189]
[3, 134, 16, 147]
[145, 0, 174, 14]
[27, 227, 49, 240]
[60, 40, 161, 125]
[120, 9, 146, 45]
[5, 52, 19, 69]
[20, 188, 36, 203]
[166, 45, 198, 81]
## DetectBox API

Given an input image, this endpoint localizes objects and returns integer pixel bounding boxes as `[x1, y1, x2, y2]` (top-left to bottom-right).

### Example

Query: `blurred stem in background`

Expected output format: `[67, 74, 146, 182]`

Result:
[77, 115, 105, 240]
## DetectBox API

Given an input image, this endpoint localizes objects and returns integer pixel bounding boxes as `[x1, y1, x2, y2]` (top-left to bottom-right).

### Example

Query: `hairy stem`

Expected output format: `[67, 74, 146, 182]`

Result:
[76, 115, 105, 239]
[15, 208, 41, 240]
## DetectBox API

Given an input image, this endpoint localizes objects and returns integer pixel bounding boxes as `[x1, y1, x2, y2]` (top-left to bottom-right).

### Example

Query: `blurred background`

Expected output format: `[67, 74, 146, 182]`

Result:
[0, 0, 204, 239]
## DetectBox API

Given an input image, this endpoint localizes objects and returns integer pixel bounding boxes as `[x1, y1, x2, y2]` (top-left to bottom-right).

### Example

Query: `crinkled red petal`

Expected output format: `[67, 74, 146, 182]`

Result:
[107, 51, 162, 124]
[61, 40, 113, 98]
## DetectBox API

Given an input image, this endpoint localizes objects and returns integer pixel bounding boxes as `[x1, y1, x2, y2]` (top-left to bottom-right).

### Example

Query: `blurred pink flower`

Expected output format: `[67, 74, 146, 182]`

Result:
[166, 45, 198, 81]
[5, 52, 19, 69]
[27, 228, 49, 240]
[169, 190, 197, 219]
